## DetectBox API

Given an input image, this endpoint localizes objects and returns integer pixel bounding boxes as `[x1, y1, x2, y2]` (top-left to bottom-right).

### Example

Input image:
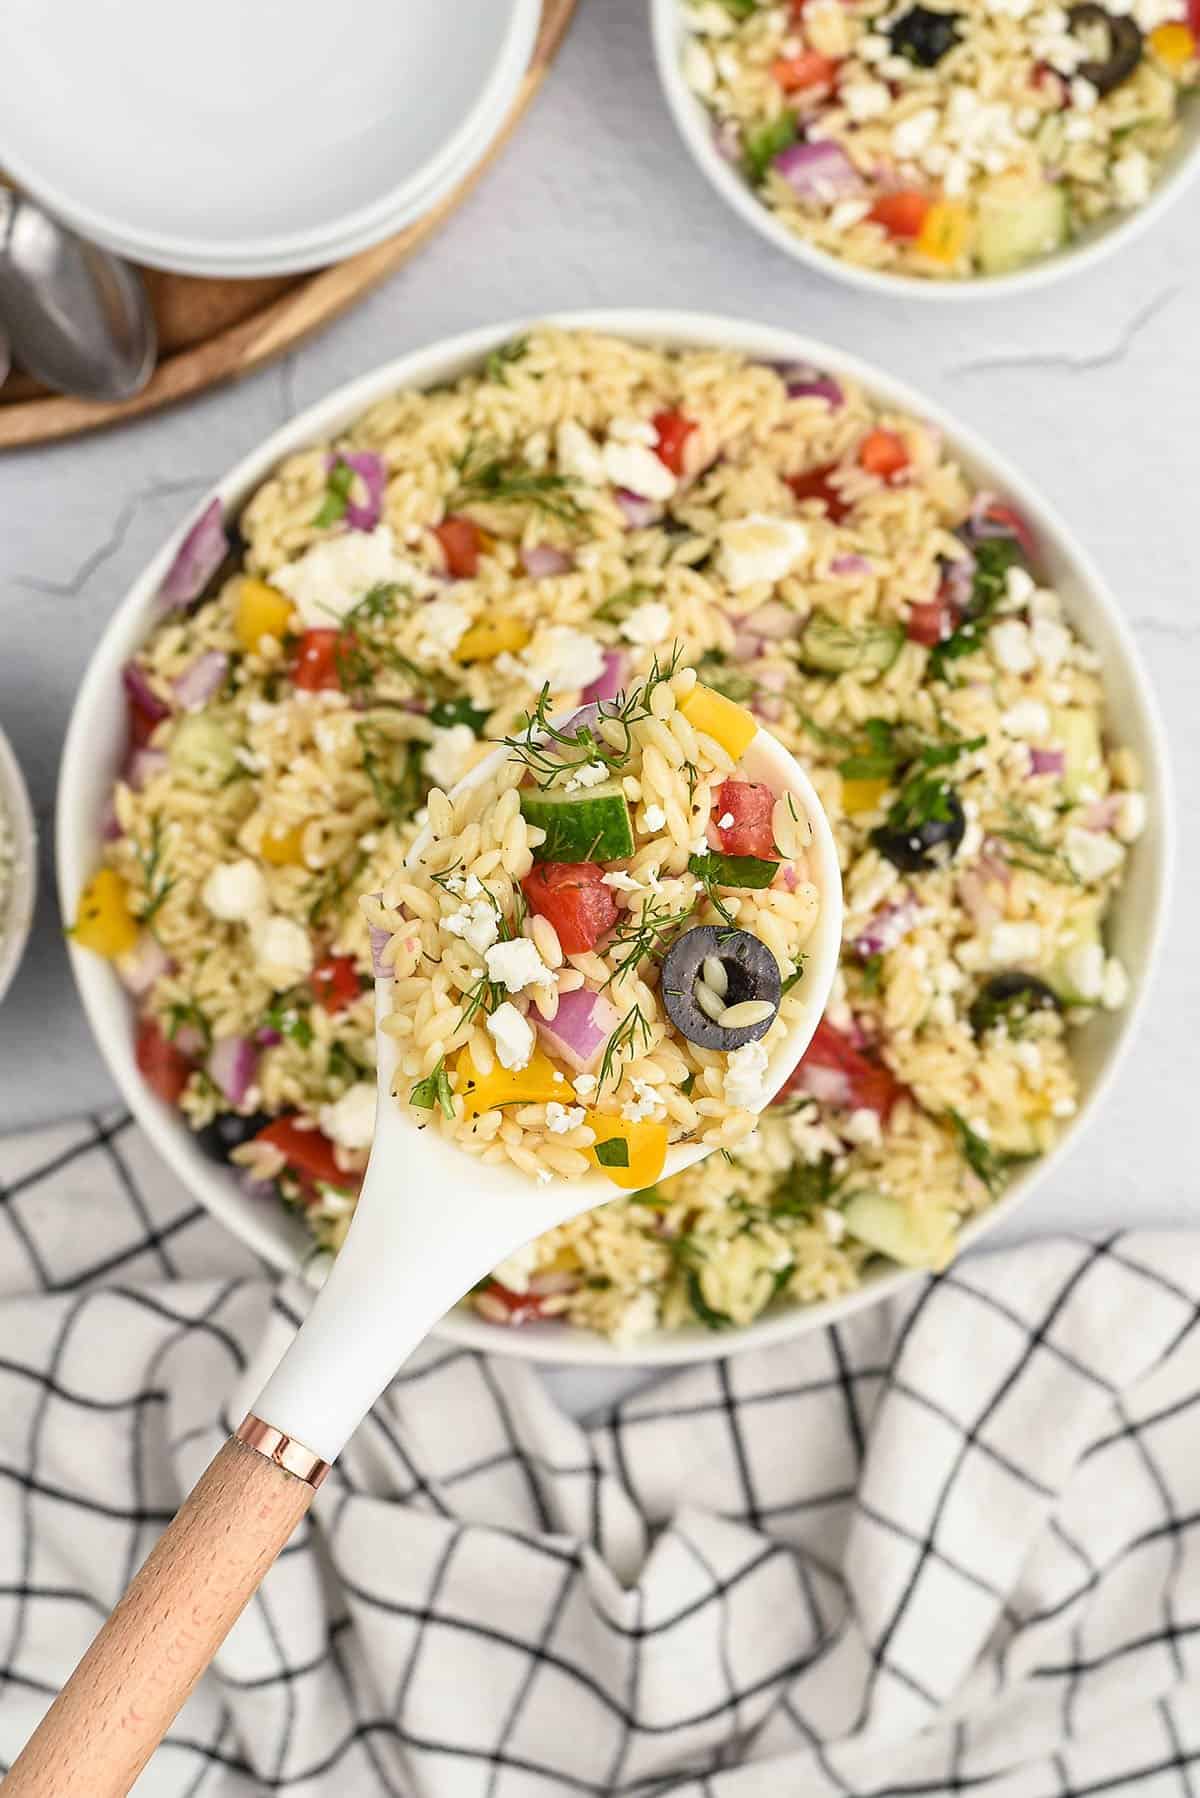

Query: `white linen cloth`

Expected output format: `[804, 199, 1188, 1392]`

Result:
[0, 1108, 1198, 1797]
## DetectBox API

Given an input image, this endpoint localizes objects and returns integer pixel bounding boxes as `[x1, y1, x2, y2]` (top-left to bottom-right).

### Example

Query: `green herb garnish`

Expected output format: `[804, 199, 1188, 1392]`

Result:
[860, 953, 884, 995]
[696, 650, 757, 706]
[504, 648, 683, 790]
[356, 721, 426, 825]
[686, 1270, 733, 1331]
[603, 896, 697, 988]
[929, 538, 1025, 683]
[410, 1057, 455, 1120]
[451, 441, 584, 526]
[430, 696, 491, 734]
[262, 995, 314, 1049]
[307, 850, 368, 926]
[743, 113, 797, 184]
[597, 1003, 652, 1094]
[328, 1041, 365, 1085]
[594, 584, 652, 625]
[133, 815, 176, 932]
[484, 336, 530, 385]
[593, 1137, 631, 1170]
[947, 1109, 1032, 1195]
[165, 999, 211, 1047]
[313, 459, 356, 529]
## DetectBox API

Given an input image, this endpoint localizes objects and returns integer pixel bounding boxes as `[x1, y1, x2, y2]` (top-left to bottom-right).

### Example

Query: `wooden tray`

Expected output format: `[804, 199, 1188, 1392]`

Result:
[0, 0, 575, 451]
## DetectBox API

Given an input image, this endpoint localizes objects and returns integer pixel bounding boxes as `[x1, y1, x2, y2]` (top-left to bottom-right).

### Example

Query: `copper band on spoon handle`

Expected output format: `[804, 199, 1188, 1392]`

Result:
[235, 1413, 331, 1489]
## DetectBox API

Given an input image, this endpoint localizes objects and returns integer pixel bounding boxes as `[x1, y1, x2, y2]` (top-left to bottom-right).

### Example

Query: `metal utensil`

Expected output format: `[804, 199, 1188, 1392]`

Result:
[0, 317, 10, 388]
[0, 190, 155, 402]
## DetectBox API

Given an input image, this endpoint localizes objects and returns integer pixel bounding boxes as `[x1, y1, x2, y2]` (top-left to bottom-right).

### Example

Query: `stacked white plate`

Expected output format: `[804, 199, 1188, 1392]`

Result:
[0, 0, 541, 277]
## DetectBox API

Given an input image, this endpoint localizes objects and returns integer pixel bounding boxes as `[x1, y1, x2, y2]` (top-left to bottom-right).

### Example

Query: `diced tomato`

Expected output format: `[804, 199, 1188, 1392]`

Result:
[254, 1117, 346, 1187]
[311, 954, 363, 1014]
[869, 191, 932, 240]
[651, 409, 697, 477]
[128, 697, 161, 748]
[771, 50, 839, 90]
[906, 597, 955, 647]
[1190, 0, 1200, 37]
[859, 429, 909, 481]
[775, 1016, 903, 1119]
[785, 462, 851, 523]
[135, 1015, 193, 1106]
[433, 515, 481, 579]
[976, 500, 1038, 563]
[479, 1281, 556, 1327]
[712, 780, 778, 859]
[292, 628, 341, 692]
[521, 862, 619, 955]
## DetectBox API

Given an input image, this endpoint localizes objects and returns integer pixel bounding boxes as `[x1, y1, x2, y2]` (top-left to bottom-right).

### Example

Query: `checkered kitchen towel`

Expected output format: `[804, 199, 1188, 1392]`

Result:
[1, 1112, 1199, 1797]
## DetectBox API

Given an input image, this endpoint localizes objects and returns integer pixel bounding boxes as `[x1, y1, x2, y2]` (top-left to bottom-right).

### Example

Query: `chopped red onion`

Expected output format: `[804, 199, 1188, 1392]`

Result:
[752, 695, 786, 724]
[615, 489, 662, 530]
[940, 548, 977, 611]
[1030, 747, 1066, 777]
[207, 1035, 257, 1106]
[368, 924, 393, 979]
[853, 891, 919, 959]
[756, 666, 790, 692]
[1083, 795, 1122, 831]
[773, 140, 861, 202]
[331, 451, 386, 531]
[124, 748, 167, 793]
[713, 117, 742, 164]
[830, 553, 872, 576]
[256, 1027, 284, 1047]
[172, 650, 228, 712]
[159, 499, 228, 610]
[102, 797, 123, 842]
[774, 362, 845, 408]
[122, 660, 170, 727]
[750, 600, 800, 639]
[732, 628, 764, 662]
[535, 986, 621, 1074]
[580, 650, 628, 706]
[521, 543, 575, 578]
[779, 863, 798, 891]
[117, 933, 173, 997]
[239, 1170, 279, 1205]
[966, 493, 1038, 561]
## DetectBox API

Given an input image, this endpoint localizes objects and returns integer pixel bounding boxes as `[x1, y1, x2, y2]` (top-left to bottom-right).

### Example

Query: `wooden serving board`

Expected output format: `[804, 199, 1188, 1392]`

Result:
[0, 0, 576, 451]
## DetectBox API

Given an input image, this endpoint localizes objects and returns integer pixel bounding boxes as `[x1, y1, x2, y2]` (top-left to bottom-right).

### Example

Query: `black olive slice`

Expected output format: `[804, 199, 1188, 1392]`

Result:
[661, 925, 782, 1051]
[888, 5, 963, 66]
[969, 973, 1062, 1037]
[1066, 3, 1143, 93]
[195, 1109, 274, 1163]
[870, 786, 966, 873]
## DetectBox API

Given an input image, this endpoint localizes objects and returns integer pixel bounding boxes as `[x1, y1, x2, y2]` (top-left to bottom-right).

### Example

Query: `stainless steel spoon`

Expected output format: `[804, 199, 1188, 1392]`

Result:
[0, 190, 155, 402]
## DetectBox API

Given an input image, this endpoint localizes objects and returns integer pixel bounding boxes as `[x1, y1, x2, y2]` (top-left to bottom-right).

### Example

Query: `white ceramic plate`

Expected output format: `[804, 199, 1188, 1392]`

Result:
[650, 0, 1200, 301]
[0, 0, 537, 274]
[0, 723, 37, 1010]
[57, 310, 1174, 1365]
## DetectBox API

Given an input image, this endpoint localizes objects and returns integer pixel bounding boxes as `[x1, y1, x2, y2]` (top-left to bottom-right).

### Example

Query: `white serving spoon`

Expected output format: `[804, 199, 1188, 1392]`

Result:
[5, 722, 842, 1797]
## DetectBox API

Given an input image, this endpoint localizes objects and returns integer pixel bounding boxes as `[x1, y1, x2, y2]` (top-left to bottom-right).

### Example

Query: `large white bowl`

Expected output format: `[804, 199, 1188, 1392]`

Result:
[0, 0, 538, 278]
[0, 723, 37, 1010]
[58, 310, 1173, 1365]
[651, 0, 1200, 302]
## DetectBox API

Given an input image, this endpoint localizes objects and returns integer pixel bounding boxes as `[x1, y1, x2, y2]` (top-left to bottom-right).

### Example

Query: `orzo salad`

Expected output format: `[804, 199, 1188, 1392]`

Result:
[677, 0, 1198, 279]
[72, 326, 1146, 1344]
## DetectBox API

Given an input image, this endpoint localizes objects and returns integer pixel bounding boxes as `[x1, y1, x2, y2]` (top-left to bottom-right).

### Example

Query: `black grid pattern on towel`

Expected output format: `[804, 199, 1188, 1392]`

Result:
[2, 1110, 1200, 1796]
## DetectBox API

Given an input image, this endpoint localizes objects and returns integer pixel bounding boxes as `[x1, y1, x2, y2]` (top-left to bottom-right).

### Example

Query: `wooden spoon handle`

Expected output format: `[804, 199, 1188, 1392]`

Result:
[2, 1431, 319, 1797]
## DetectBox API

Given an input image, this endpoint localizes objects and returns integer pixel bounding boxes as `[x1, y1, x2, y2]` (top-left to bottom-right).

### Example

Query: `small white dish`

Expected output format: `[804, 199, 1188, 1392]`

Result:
[650, 0, 1200, 301]
[0, 0, 538, 277]
[58, 310, 1174, 1366]
[0, 723, 37, 1010]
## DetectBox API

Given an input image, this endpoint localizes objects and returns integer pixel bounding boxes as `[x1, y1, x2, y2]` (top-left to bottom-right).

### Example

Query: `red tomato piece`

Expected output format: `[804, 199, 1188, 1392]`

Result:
[292, 628, 342, 692]
[433, 515, 481, 579]
[713, 780, 778, 859]
[135, 1015, 193, 1106]
[129, 697, 161, 748]
[776, 1017, 903, 1119]
[651, 409, 697, 477]
[254, 1117, 346, 1187]
[869, 191, 932, 240]
[859, 429, 909, 480]
[785, 462, 852, 523]
[521, 862, 619, 955]
[311, 953, 363, 1014]
[479, 1281, 555, 1326]
[977, 500, 1038, 563]
[771, 50, 839, 89]
[906, 598, 955, 647]
[1190, 0, 1200, 36]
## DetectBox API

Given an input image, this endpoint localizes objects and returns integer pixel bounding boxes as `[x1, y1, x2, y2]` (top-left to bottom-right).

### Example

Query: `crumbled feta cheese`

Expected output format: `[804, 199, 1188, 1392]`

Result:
[620, 600, 673, 647]
[830, 198, 873, 230]
[891, 108, 939, 159]
[644, 803, 667, 832]
[788, 1100, 844, 1163]
[1113, 792, 1147, 843]
[1065, 827, 1124, 884]
[1030, 616, 1071, 673]
[822, 1206, 847, 1243]
[841, 78, 891, 121]
[1113, 149, 1151, 208]
[546, 1101, 586, 1134]
[858, 31, 891, 59]
[988, 921, 1044, 965]
[718, 514, 809, 591]
[621, 1078, 667, 1124]
[1102, 956, 1130, 1010]
[1070, 75, 1099, 110]
[1013, 1040, 1044, 1077]
[1064, 941, 1105, 1001]
[1005, 564, 1036, 609]
[1000, 699, 1051, 739]
[572, 1073, 598, 1098]
[417, 598, 471, 660]
[424, 723, 477, 791]
[608, 416, 658, 446]
[691, 835, 710, 858]
[610, 1289, 660, 1348]
[564, 761, 611, 793]
[843, 1108, 882, 1147]
[486, 1002, 535, 1070]
[601, 870, 644, 892]
[250, 915, 314, 988]
[602, 439, 677, 502]
[491, 1241, 539, 1294]
[272, 527, 422, 630]
[682, 36, 716, 95]
[444, 898, 500, 956]
[555, 420, 607, 487]
[519, 626, 606, 694]
[485, 937, 555, 992]
[990, 619, 1037, 675]
[724, 1039, 772, 1111]
[319, 1082, 376, 1151]
[717, 811, 735, 829]
[202, 858, 267, 922]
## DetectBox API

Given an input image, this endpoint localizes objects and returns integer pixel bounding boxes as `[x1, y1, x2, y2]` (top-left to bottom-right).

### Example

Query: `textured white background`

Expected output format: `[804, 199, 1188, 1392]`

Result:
[0, 0, 1194, 1268]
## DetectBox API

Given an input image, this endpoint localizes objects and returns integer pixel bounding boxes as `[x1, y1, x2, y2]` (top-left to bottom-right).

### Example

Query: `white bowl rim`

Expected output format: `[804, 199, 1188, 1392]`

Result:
[0, 723, 38, 1010]
[649, 0, 1200, 303]
[58, 306, 1175, 1366]
[1, 0, 538, 268]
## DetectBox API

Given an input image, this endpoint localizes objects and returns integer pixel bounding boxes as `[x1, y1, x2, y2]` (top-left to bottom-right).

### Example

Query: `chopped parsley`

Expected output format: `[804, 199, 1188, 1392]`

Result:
[838, 718, 985, 785]
[771, 1155, 835, 1216]
[313, 459, 356, 529]
[860, 953, 885, 995]
[410, 1057, 455, 1120]
[262, 995, 314, 1049]
[328, 1041, 366, 1085]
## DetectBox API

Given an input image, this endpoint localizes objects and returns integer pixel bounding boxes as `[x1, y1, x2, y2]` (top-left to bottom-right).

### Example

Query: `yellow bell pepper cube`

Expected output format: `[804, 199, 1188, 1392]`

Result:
[916, 200, 973, 267]
[453, 617, 531, 665]
[260, 821, 309, 867]
[585, 1112, 670, 1190]
[678, 683, 757, 760]
[235, 578, 294, 653]
[841, 776, 891, 817]
[71, 867, 141, 958]
[1150, 21, 1196, 67]
[456, 1047, 565, 1119]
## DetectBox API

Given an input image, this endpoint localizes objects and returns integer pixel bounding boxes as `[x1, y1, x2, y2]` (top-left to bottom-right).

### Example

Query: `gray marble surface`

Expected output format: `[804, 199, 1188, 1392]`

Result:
[1, 0, 1195, 1259]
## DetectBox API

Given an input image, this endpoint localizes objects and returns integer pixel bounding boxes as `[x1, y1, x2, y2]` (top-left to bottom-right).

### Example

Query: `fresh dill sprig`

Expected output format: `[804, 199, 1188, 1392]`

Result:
[356, 722, 426, 825]
[450, 441, 585, 526]
[603, 896, 697, 988]
[134, 815, 176, 930]
[597, 1003, 652, 1094]
[992, 805, 1081, 888]
[457, 971, 506, 1030]
[307, 849, 368, 926]
[327, 584, 428, 699]
[503, 647, 683, 790]
[947, 1109, 1033, 1195]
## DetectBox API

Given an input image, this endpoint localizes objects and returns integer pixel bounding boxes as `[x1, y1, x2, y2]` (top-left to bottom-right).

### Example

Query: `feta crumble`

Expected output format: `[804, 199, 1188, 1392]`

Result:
[319, 1083, 376, 1152]
[487, 1002, 535, 1071]
[718, 515, 809, 591]
[202, 858, 267, 922]
[485, 937, 555, 992]
[725, 1038, 771, 1111]
[620, 600, 673, 647]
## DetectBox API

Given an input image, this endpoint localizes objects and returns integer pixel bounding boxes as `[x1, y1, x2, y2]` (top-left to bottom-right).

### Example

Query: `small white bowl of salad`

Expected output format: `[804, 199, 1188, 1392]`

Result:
[0, 722, 37, 1010]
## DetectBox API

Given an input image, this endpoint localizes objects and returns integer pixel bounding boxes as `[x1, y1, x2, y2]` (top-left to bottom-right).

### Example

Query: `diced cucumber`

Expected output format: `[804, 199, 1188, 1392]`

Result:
[520, 781, 635, 863]
[976, 179, 1068, 275]
[1046, 898, 1105, 1005]
[1051, 706, 1104, 802]
[688, 851, 778, 889]
[168, 715, 237, 785]
[799, 612, 905, 678]
[842, 1189, 948, 1269]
